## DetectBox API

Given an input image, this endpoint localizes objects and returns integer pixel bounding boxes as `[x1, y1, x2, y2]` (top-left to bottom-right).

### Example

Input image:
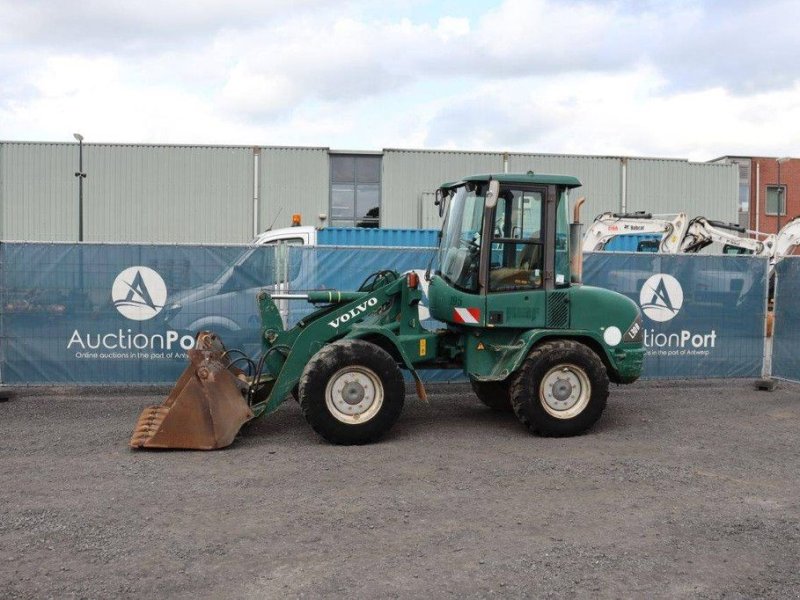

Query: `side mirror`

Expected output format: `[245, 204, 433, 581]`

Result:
[435, 188, 446, 218]
[485, 179, 500, 209]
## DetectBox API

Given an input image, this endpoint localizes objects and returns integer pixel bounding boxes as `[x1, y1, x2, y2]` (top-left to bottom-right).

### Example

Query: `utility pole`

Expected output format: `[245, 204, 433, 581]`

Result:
[73, 133, 86, 241]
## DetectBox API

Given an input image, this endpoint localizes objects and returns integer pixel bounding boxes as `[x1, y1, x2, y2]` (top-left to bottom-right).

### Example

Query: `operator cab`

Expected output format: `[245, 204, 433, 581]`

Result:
[436, 173, 578, 294]
[431, 173, 581, 328]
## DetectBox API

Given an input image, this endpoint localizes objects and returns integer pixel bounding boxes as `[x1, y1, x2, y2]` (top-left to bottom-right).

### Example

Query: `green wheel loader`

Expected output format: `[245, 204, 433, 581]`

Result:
[130, 173, 644, 450]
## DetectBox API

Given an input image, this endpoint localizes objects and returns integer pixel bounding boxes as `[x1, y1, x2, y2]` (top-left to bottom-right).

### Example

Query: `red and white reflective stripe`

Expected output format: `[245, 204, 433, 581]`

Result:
[453, 307, 481, 324]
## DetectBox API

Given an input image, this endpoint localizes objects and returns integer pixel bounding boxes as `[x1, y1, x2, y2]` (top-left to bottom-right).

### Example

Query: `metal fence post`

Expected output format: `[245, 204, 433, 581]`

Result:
[756, 258, 776, 390]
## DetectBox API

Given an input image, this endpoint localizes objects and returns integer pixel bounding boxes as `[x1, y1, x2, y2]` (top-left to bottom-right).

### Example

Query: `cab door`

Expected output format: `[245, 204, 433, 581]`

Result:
[483, 187, 549, 329]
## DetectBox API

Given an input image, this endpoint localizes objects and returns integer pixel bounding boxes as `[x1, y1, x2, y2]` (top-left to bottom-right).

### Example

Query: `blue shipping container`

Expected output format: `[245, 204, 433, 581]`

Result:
[317, 227, 439, 248]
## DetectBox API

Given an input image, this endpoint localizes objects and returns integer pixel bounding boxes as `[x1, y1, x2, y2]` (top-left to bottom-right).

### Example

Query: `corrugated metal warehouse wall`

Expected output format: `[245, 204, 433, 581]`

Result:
[507, 153, 622, 222]
[383, 151, 737, 228]
[686, 161, 740, 222]
[259, 146, 329, 232]
[1, 143, 77, 241]
[626, 158, 738, 221]
[0, 142, 254, 243]
[87, 144, 253, 243]
[382, 149, 504, 228]
[0, 141, 738, 241]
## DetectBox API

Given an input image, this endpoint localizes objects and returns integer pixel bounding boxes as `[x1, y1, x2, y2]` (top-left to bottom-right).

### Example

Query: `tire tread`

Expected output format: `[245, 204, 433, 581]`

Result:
[298, 339, 405, 445]
[510, 339, 609, 437]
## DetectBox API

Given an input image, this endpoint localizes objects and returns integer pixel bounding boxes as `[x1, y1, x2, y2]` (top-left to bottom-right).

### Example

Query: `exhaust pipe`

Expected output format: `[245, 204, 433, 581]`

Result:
[570, 196, 586, 284]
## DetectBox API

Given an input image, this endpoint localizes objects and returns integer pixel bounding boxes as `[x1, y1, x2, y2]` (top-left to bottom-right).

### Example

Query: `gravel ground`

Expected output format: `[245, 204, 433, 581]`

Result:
[1, 380, 799, 599]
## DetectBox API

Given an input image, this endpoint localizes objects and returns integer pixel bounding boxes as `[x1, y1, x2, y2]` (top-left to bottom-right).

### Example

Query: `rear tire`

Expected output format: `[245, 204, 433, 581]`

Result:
[510, 340, 608, 437]
[470, 379, 513, 412]
[298, 339, 405, 445]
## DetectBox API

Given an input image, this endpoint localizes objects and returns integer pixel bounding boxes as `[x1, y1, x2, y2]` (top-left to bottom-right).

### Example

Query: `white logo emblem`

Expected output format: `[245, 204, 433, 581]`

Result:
[327, 297, 379, 328]
[603, 326, 622, 347]
[639, 274, 683, 322]
[112, 266, 167, 321]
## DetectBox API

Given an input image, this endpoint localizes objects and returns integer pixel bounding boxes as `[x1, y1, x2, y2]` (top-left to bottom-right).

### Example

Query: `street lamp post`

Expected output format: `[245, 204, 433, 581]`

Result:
[73, 133, 86, 241]
[776, 157, 790, 233]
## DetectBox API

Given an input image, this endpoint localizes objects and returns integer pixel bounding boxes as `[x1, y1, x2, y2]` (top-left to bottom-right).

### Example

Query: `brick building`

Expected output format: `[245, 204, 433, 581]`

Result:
[712, 156, 799, 234]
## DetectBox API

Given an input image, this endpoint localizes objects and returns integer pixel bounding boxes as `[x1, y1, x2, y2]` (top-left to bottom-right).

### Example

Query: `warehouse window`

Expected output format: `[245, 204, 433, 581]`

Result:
[766, 185, 786, 215]
[330, 154, 381, 227]
[737, 160, 750, 212]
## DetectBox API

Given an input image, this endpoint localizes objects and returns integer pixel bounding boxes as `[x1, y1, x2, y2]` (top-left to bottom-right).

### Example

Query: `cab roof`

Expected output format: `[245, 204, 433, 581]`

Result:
[441, 172, 582, 189]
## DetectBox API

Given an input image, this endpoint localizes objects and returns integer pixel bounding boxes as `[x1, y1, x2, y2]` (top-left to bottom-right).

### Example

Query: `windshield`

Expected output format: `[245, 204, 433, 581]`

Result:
[438, 185, 485, 291]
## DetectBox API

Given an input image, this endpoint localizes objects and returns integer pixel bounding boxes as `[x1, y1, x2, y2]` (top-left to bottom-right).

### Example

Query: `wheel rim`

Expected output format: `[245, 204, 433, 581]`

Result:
[324, 365, 384, 425]
[539, 364, 591, 419]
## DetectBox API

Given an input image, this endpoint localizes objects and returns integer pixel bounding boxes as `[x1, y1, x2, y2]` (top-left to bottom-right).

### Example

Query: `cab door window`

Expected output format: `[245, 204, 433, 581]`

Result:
[554, 190, 571, 286]
[489, 189, 544, 292]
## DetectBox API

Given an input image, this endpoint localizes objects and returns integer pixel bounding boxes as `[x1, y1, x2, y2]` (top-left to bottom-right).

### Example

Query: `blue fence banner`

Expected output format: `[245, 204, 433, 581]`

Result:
[0, 242, 272, 384]
[0, 243, 771, 385]
[584, 252, 769, 379]
[0, 242, 452, 384]
[772, 257, 800, 382]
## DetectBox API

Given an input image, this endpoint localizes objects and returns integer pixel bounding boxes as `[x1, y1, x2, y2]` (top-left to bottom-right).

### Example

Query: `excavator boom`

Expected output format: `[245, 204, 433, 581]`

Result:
[774, 216, 800, 258]
[680, 217, 774, 256]
[582, 212, 688, 254]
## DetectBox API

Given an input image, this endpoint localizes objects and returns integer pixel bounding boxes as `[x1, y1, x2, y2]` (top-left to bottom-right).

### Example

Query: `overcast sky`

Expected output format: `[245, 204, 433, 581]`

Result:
[1, 0, 799, 160]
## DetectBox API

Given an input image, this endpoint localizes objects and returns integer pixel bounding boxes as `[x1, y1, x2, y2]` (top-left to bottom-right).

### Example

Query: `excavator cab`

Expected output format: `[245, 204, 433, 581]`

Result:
[637, 239, 661, 253]
[722, 244, 753, 255]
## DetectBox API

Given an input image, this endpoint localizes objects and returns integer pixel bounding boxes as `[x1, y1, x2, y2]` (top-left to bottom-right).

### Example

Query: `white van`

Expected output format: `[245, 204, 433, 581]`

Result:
[163, 226, 438, 351]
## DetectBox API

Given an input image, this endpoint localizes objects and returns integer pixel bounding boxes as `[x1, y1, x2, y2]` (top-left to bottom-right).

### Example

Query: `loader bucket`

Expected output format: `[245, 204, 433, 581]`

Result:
[130, 333, 254, 450]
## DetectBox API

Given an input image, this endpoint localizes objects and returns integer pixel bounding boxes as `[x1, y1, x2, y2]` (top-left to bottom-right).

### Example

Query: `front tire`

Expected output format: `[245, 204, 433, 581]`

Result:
[510, 340, 609, 437]
[298, 339, 405, 445]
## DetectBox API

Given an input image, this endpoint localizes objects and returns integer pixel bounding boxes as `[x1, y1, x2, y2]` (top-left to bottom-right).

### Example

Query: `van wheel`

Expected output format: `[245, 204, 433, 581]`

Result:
[298, 339, 405, 445]
[510, 340, 608, 437]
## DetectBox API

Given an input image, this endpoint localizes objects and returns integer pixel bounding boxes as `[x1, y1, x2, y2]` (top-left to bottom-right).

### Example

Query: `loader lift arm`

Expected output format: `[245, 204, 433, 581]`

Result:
[246, 270, 436, 420]
[130, 269, 438, 449]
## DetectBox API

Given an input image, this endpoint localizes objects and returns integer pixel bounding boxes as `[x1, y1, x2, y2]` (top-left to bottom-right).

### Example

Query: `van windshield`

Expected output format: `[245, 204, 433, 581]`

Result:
[212, 247, 277, 290]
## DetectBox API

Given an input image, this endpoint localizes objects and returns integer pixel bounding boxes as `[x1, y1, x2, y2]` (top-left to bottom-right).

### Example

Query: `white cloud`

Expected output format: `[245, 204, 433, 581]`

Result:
[436, 17, 470, 42]
[1, 0, 800, 159]
[0, 56, 219, 143]
[423, 68, 800, 160]
[0, 0, 321, 51]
